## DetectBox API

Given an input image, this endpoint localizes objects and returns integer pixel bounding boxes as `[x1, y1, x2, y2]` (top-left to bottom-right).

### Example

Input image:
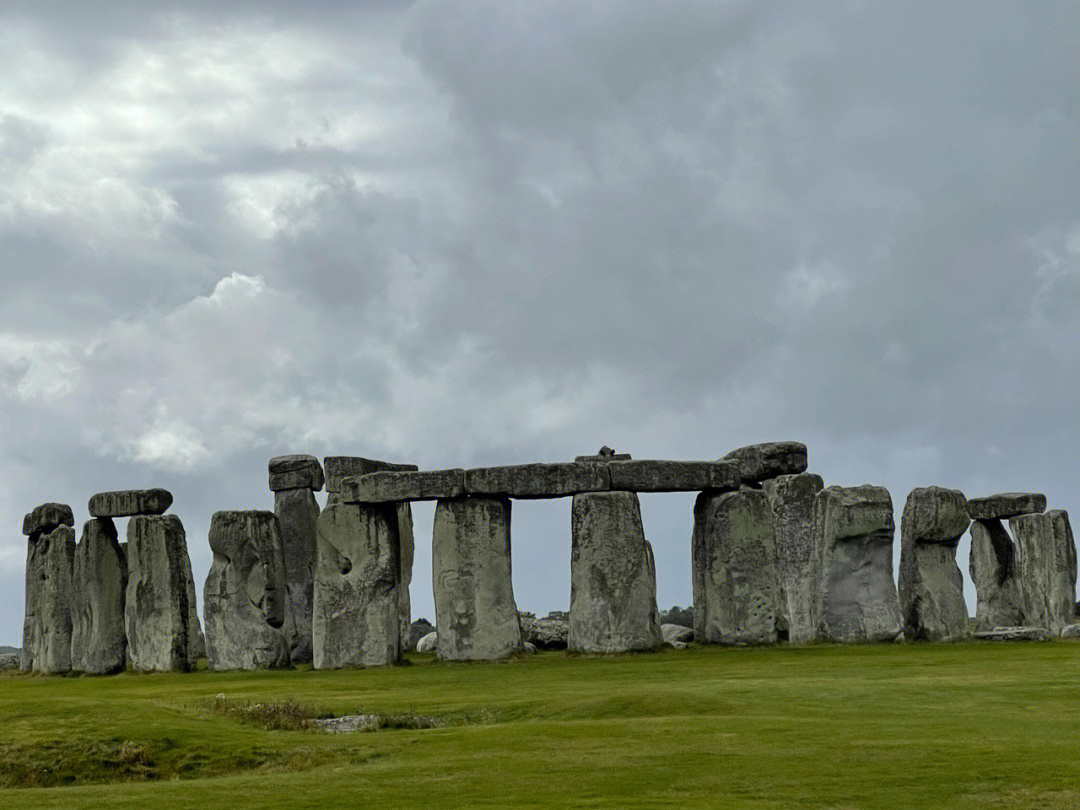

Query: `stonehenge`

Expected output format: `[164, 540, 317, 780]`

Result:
[21, 504, 76, 673]
[763, 473, 825, 643]
[1011, 510, 1077, 635]
[71, 518, 128, 674]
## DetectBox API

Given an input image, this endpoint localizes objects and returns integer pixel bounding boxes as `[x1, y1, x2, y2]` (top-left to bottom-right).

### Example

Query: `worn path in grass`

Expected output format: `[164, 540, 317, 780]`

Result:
[3, 642, 1080, 808]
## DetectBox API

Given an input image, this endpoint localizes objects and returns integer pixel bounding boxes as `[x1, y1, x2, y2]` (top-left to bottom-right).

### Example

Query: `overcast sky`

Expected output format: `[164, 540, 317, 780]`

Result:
[2, 1, 1079, 644]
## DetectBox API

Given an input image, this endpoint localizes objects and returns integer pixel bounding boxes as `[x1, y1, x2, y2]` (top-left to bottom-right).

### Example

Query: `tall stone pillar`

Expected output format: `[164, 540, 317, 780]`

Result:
[71, 517, 128, 674]
[1011, 509, 1077, 634]
[762, 473, 825, 643]
[21, 503, 76, 674]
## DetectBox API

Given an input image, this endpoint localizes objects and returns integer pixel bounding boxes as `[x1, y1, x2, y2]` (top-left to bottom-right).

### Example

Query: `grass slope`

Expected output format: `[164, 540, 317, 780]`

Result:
[3, 642, 1080, 808]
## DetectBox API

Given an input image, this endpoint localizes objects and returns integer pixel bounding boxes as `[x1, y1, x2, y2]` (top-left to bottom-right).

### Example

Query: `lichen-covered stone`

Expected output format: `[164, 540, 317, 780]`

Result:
[762, 473, 825, 643]
[568, 491, 662, 652]
[273, 487, 319, 664]
[464, 463, 609, 499]
[692, 489, 778, 645]
[124, 515, 200, 671]
[973, 626, 1050, 641]
[722, 442, 808, 484]
[204, 511, 290, 670]
[898, 487, 971, 642]
[606, 460, 739, 493]
[71, 518, 128, 674]
[969, 518, 1024, 631]
[1010, 509, 1077, 634]
[22, 502, 74, 536]
[966, 492, 1047, 521]
[21, 525, 75, 673]
[88, 488, 173, 518]
[396, 502, 414, 647]
[519, 615, 570, 649]
[313, 501, 401, 668]
[342, 469, 465, 503]
[814, 485, 901, 643]
[432, 497, 521, 660]
[323, 456, 418, 494]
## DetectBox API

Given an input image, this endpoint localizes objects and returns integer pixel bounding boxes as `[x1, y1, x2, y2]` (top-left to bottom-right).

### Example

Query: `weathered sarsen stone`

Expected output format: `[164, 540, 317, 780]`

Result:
[21, 521, 75, 674]
[464, 463, 608, 499]
[204, 511, 290, 670]
[273, 486, 320, 664]
[762, 473, 825, 643]
[723, 442, 808, 484]
[1010, 509, 1077, 634]
[966, 492, 1046, 521]
[71, 518, 128, 674]
[969, 518, 1024, 630]
[125, 515, 200, 671]
[606, 460, 739, 493]
[432, 497, 521, 660]
[313, 501, 401, 668]
[396, 502, 415, 647]
[88, 488, 172, 518]
[22, 502, 74, 537]
[568, 491, 663, 653]
[898, 487, 971, 642]
[324, 456, 417, 495]
[342, 469, 465, 503]
[692, 489, 778, 645]
[814, 486, 901, 643]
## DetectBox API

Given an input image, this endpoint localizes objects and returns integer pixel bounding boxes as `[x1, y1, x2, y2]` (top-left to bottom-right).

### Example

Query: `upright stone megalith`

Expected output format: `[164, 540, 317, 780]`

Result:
[71, 518, 128, 674]
[21, 503, 76, 674]
[569, 491, 662, 653]
[125, 515, 200, 671]
[762, 473, 825, 643]
[204, 511, 290, 670]
[692, 489, 778, 645]
[270, 454, 323, 664]
[432, 496, 521, 660]
[312, 500, 401, 668]
[898, 487, 971, 642]
[1011, 509, 1077, 634]
[969, 518, 1023, 631]
[814, 485, 901, 643]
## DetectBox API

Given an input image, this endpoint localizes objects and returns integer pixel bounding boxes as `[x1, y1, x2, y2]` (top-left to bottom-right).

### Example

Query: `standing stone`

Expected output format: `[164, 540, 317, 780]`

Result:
[432, 497, 521, 660]
[125, 515, 200, 671]
[396, 502, 415, 647]
[969, 518, 1024, 631]
[273, 487, 320, 664]
[568, 491, 662, 653]
[71, 518, 128, 674]
[898, 487, 971, 642]
[22, 524, 75, 673]
[814, 485, 901, 643]
[313, 501, 401, 668]
[204, 511, 290, 670]
[762, 473, 825, 643]
[1011, 509, 1077, 634]
[692, 489, 778, 645]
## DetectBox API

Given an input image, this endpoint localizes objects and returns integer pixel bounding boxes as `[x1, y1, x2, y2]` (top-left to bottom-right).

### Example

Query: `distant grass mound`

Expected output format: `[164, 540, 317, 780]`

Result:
[3, 643, 1080, 808]
[0, 646, 17, 654]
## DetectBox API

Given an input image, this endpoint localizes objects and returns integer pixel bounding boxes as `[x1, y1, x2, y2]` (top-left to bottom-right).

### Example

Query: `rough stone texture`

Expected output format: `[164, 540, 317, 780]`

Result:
[813, 485, 902, 643]
[269, 454, 323, 475]
[1061, 624, 1080, 639]
[575, 447, 632, 463]
[0, 653, 17, 670]
[313, 501, 401, 668]
[1010, 509, 1077, 634]
[342, 469, 465, 503]
[22, 502, 74, 536]
[606, 460, 739, 493]
[969, 518, 1024, 631]
[692, 489, 778, 645]
[415, 631, 437, 652]
[522, 641, 538, 654]
[323, 456, 418, 494]
[661, 624, 694, 644]
[762, 473, 825, 643]
[568, 491, 663, 652]
[71, 518, 128, 674]
[898, 487, 971, 642]
[21, 525, 75, 673]
[396, 502, 414, 647]
[179, 543, 204, 661]
[432, 496, 521, 660]
[273, 487, 319, 664]
[204, 511, 290, 670]
[465, 463, 609, 499]
[974, 626, 1050, 641]
[406, 618, 435, 651]
[967, 492, 1047, 521]
[125, 515, 200, 671]
[722, 442, 808, 484]
[88, 488, 173, 518]
[519, 615, 570, 649]
[269, 468, 324, 492]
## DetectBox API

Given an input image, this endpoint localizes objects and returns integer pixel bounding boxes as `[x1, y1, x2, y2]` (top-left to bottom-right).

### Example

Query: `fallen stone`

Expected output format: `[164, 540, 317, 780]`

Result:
[1060, 624, 1080, 639]
[521, 641, 538, 655]
[88, 488, 173, 518]
[969, 518, 1024, 631]
[692, 489, 778, 645]
[204, 511, 290, 670]
[22, 525, 75, 674]
[406, 618, 435, 651]
[71, 518, 128, 674]
[273, 487, 319, 664]
[519, 615, 569, 649]
[0, 653, 18, 670]
[317, 714, 381, 733]
[966, 492, 1047, 521]
[313, 501, 401, 668]
[432, 496, 521, 660]
[814, 485, 902, 643]
[323, 456, 418, 494]
[575, 447, 632, 463]
[125, 515, 200, 672]
[661, 624, 693, 644]
[1010, 509, 1077, 634]
[763, 473, 825, 644]
[465, 463, 609, 499]
[669, 640, 688, 650]
[569, 491, 663, 653]
[898, 487, 971, 642]
[606, 460, 739, 493]
[722, 442, 808, 484]
[973, 626, 1050, 641]
[415, 631, 438, 653]
[22, 502, 74, 536]
[341, 469, 465, 503]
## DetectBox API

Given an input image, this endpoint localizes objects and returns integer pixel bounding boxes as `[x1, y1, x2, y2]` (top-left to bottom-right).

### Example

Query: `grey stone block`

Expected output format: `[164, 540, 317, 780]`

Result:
[396, 502, 414, 648]
[71, 518, 128, 674]
[341, 469, 465, 503]
[88, 488, 173, 518]
[465, 463, 609, 499]
[722, 442, 808, 483]
[568, 491, 663, 653]
[763, 473, 825, 643]
[606, 460, 739, 493]
[323, 456, 418, 493]
[969, 518, 1024, 631]
[519, 615, 569, 649]
[21, 525, 75, 673]
[432, 496, 521, 660]
[974, 626, 1051, 641]
[1010, 509, 1077, 634]
[661, 624, 694, 644]
[898, 487, 971, 642]
[415, 631, 437, 653]
[22, 502, 74, 536]
[268, 455, 325, 492]
[966, 492, 1047, 521]
[273, 487, 319, 664]
[204, 511, 290, 670]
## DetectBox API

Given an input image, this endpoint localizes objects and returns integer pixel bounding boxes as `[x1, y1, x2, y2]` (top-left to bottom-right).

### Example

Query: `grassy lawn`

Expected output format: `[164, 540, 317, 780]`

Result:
[3, 642, 1080, 808]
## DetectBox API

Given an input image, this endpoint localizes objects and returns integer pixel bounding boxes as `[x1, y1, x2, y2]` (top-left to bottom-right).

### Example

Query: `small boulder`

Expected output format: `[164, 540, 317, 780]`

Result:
[521, 641, 538, 654]
[973, 626, 1051, 641]
[520, 615, 570, 649]
[1060, 624, 1080, 639]
[415, 631, 438, 653]
[406, 619, 435, 651]
[661, 624, 693, 644]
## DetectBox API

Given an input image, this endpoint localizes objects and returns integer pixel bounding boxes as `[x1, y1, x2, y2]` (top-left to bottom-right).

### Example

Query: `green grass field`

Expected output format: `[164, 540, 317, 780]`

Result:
[3, 642, 1080, 808]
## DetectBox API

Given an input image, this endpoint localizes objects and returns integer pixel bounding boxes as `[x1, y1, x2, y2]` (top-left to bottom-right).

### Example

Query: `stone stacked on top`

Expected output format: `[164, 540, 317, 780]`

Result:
[20, 503, 76, 673]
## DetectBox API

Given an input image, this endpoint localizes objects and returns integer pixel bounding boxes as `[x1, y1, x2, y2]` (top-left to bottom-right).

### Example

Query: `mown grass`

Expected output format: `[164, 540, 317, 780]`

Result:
[3, 642, 1080, 808]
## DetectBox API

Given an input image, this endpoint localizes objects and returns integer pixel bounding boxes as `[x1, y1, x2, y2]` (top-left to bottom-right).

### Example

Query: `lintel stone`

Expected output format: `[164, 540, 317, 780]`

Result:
[89, 488, 173, 518]
[464, 463, 609, 499]
[323, 456, 418, 493]
[22, 503, 75, 536]
[607, 460, 738, 493]
[966, 492, 1047, 521]
[723, 442, 808, 483]
[342, 469, 465, 503]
